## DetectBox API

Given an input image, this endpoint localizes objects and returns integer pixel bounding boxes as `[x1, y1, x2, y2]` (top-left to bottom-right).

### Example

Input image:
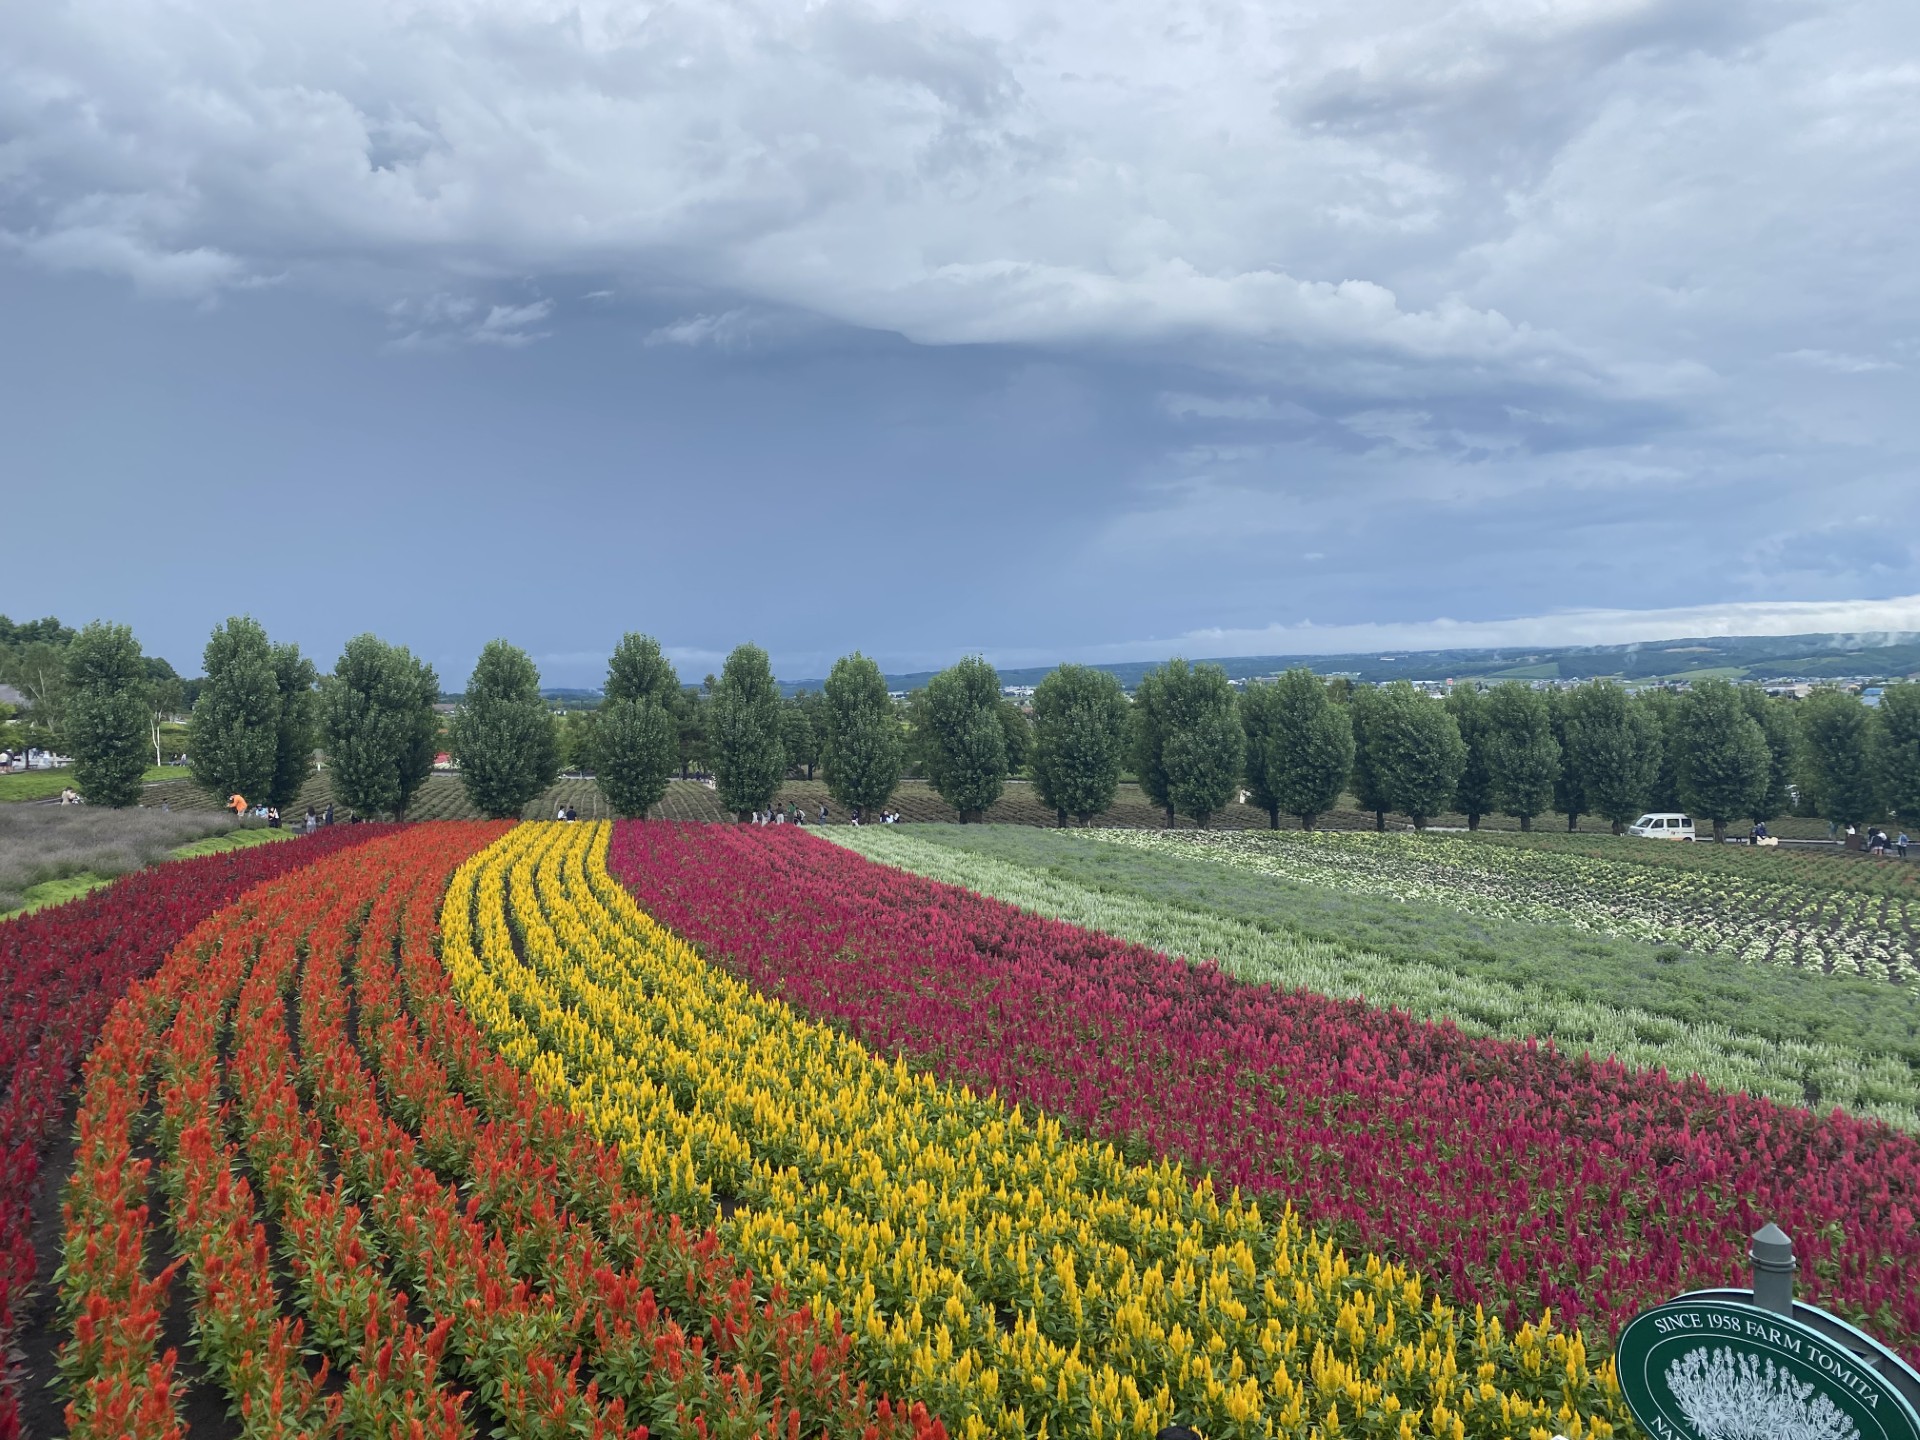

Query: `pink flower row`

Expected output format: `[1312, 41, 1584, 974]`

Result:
[607, 821, 1920, 1364]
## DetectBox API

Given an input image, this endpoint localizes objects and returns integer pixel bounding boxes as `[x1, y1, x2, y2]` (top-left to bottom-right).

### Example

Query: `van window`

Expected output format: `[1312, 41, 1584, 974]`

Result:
[1648, 818, 1664, 828]
[1678, 817, 1690, 827]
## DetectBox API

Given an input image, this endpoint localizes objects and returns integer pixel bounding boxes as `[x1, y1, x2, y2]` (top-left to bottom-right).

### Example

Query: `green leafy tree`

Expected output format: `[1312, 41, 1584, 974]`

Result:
[782, 693, 823, 780]
[1550, 690, 1585, 830]
[555, 711, 596, 772]
[189, 616, 281, 806]
[65, 621, 151, 807]
[1347, 685, 1390, 830]
[1445, 685, 1494, 830]
[268, 643, 319, 810]
[1675, 678, 1770, 841]
[999, 700, 1034, 779]
[709, 644, 787, 819]
[1638, 689, 1685, 812]
[675, 687, 708, 779]
[322, 635, 440, 819]
[1241, 669, 1353, 830]
[1740, 688, 1797, 824]
[1484, 683, 1560, 831]
[1369, 682, 1466, 830]
[1564, 681, 1660, 833]
[1130, 659, 1241, 827]
[1873, 683, 1920, 826]
[144, 658, 185, 768]
[1795, 688, 1879, 831]
[596, 633, 680, 818]
[3, 641, 74, 747]
[452, 641, 561, 819]
[823, 652, 903, 819]
[922, 656, 1008, 821]
[1029, 664, 1128, 826]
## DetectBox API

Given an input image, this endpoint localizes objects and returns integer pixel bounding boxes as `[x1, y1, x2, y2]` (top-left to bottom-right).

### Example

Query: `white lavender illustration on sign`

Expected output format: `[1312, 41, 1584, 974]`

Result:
[1666, 1346, 1860, 1440]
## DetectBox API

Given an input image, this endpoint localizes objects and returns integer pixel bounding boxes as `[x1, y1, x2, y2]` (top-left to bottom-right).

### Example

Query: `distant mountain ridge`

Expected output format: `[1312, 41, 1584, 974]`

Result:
[778, 630, 1920, 693]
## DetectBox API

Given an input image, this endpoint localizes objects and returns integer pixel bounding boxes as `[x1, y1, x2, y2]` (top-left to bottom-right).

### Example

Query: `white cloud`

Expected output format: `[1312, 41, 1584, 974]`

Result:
[1778, 348, 1901, 374]
[1096, 595, 1920, 661]
[386, 292, 551, 349]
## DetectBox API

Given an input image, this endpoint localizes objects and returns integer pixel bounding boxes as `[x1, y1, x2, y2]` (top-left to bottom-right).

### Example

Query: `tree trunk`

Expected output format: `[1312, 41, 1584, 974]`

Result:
[1268, 805, 1280, 830]
[1301, 812, 1317, 832]
[1467, 812, 1480, 831]
[1712, 818, 1726, 843]
[1165, 804, 1175, 828]
[806, 762, 814, 780]
[1612, 820, 1625, 835]
[1374, 809, 1386, 832]
[737, 809, 752, 823]
[681, 760, 689, 780]
[1520, 814, 1532, 833]
[1196, 813, 1210, 829]
[1412, 814, 1427, 831]
[1056, 807, 1067, 828]
[1567, 812, 1579, 832]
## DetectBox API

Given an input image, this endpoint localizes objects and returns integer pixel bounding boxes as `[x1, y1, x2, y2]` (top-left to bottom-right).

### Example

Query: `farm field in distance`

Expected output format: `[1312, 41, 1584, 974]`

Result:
[118, 770, 1873, 839]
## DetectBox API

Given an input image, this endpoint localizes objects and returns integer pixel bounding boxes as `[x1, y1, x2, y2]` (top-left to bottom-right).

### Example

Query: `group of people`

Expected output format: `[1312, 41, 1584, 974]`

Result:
[847, 807, 902, 826]
[554, 803, 581, 821]
[1842, 823, 1911, 857]
[752, 803, 806, 825]
[223, 794, 335, 831]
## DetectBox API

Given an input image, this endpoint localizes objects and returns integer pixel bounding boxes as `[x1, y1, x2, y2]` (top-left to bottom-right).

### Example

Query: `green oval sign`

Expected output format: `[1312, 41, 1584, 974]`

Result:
[1617, 1299, 1920, 1440]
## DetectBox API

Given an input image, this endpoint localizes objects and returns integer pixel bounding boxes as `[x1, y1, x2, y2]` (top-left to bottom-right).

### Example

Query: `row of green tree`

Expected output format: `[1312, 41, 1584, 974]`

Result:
[33, 610, 1920, 838]
[33, 617, 443, 816]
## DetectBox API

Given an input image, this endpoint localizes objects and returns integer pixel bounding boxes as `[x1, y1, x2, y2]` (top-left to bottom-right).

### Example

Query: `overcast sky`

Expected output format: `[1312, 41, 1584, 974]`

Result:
[3, 0, 1917, 685]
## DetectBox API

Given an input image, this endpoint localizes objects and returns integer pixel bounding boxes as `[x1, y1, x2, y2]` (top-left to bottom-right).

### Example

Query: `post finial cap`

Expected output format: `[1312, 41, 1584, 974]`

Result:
[1750, 1222, 1796, 1273]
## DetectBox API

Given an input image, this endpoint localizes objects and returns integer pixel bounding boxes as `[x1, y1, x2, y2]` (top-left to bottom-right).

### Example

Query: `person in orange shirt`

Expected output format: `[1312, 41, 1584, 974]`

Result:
[228, 793, 247, 817]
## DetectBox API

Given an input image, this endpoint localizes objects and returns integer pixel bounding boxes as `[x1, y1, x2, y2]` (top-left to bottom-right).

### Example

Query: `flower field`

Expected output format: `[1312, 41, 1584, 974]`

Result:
[44, 822, 938, 1440]
[1084, 830, 1920, 980]
[0, 822, 383, 1437]
[11, 814, 1918, 1439]
[442, 820, 1630, 1439]
[829, 826, 1920, 1131]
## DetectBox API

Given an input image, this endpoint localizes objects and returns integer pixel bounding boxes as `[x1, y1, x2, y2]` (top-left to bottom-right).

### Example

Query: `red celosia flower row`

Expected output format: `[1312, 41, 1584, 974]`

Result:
[56, 823, 945, 1440]
[0, 824, 382, 1440]
[607, 822, 1920, 1364]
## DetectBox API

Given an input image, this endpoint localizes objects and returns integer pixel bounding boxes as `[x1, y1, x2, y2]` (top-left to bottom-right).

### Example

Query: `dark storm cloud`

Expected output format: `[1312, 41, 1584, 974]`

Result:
[0, 0, 1916, 679]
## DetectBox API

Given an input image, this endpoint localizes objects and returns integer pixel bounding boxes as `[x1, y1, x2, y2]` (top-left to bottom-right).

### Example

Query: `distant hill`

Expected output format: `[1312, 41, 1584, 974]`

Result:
[781, 631, 1920, 693]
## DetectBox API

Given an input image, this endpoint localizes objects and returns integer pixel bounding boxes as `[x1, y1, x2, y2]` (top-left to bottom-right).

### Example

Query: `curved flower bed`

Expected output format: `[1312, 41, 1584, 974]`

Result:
[54, 822, 932, 1440]
[0, 823, 382, 1439]
[442, 820, 1630, 1440]
[606, 822, 1920, 1367]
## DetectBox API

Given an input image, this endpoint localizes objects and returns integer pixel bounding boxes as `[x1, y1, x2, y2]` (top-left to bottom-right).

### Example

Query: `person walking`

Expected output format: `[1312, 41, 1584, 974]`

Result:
[819, 802, 828, 824]
[1899, 832, 1910, 859]
[323, 803, 334, 826]
[305, 806, 317, 834]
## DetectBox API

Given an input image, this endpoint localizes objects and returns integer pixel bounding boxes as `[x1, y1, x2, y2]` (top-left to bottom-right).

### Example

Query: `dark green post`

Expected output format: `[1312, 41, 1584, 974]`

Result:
[1749, 1222, 1796, 1316]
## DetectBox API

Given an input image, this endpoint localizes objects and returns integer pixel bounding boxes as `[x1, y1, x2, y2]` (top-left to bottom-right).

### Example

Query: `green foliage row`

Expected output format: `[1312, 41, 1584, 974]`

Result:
[834, 824, 1920, 1131]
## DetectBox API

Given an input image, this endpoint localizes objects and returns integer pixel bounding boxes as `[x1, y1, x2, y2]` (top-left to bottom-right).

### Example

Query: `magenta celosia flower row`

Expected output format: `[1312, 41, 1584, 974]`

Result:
[607, 821, 1920, 1364]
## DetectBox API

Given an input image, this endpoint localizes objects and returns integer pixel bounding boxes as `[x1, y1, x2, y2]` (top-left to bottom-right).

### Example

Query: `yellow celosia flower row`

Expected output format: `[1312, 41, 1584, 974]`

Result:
[437, 821, 1629, 1440]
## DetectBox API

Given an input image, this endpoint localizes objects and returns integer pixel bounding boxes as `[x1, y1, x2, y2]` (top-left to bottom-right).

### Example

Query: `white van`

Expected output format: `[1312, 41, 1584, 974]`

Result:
[1628, 813, 1695, 840]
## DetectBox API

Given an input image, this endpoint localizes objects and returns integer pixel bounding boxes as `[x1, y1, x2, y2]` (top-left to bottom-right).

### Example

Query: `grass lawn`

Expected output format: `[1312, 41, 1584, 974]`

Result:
[839, 824, 1920, 1128]
[0, 825, 293, 919]
[0, 765, 186, 803]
